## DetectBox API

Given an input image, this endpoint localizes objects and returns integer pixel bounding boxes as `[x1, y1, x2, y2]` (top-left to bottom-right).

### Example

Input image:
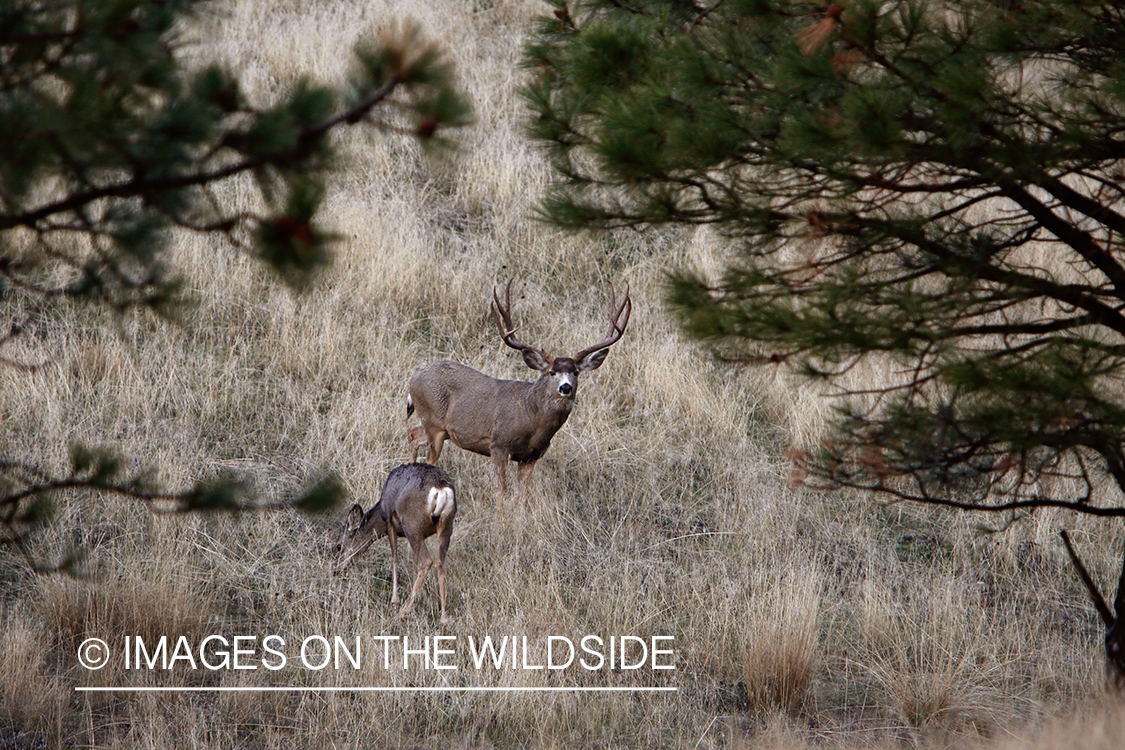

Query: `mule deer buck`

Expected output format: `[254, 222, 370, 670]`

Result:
[407, 281, 631, 503]
[334, 463, 456, 622]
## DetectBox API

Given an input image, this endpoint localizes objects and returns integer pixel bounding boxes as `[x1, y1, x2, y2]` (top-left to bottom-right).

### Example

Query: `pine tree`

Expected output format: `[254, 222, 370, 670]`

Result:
[0, 0, 470, 568]
[524, 0, 1125, 684]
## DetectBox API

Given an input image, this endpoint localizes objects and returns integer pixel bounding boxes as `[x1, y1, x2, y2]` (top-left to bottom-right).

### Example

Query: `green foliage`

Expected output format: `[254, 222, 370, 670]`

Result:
[255, 177, 334, 287]
[524, 0, 1125, 519]
[182, 474, 251, 513]
[0, 0, 470, 307]
[288, 472, 347, 515]
[0, 0, 469, 569]
[350, 23, 473, 144]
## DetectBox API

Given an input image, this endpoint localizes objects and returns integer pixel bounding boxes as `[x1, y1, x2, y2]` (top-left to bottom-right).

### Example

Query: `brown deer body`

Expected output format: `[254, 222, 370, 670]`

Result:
[407, 282, 631, 502]
[334, 463, 456, 622]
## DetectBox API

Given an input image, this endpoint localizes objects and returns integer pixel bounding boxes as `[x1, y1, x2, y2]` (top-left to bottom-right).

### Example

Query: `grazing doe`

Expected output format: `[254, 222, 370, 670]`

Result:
[335, 463, 456, 622]
[407, 281, 631, 502]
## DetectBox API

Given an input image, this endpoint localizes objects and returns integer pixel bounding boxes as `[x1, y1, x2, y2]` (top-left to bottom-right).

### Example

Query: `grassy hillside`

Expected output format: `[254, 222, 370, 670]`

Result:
[2, 0, 1123, 747]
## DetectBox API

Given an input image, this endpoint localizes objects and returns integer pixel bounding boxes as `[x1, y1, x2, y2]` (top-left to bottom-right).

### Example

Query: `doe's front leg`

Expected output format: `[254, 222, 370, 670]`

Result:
[386, 531, 400, 605]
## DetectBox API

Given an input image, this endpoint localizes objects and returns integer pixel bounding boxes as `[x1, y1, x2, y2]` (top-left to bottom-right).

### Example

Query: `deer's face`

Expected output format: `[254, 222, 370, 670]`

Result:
[546, 358, 579, 399]
[495, 280, 628, 408]
[524, 347, 612, 401]
[333, 504, 386, 573]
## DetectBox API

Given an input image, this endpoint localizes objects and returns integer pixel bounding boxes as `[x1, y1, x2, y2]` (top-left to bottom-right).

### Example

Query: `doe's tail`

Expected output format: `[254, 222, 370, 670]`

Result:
[427, 486, 455, 524]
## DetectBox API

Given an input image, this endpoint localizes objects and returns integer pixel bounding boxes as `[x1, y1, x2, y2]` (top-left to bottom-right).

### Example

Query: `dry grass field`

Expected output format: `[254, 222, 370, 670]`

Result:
[2, 0, 1125, 747]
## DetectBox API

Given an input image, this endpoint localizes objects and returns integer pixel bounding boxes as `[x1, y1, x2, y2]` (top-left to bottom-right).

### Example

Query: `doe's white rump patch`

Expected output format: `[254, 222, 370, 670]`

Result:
[427, 486, 454, 518]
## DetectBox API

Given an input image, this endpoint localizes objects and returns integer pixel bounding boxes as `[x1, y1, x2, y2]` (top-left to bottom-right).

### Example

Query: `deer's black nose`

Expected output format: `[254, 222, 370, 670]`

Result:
[558, 382, 573, 396]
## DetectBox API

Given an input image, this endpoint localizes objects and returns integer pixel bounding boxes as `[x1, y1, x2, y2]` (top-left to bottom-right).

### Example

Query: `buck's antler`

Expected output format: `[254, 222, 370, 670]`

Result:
[491, 280, 551, 362]
[573, 283, 632, 362]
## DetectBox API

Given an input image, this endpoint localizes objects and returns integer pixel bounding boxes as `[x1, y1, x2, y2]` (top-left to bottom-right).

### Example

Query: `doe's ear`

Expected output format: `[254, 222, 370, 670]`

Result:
[522, 349, 553, 372]
[576, 348, 610, 372]
[346, 504, 365, 532]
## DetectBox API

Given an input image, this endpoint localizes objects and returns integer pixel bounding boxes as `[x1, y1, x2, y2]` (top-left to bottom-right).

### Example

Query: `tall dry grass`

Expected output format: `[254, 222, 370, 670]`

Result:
[1, 0, 1123, 748]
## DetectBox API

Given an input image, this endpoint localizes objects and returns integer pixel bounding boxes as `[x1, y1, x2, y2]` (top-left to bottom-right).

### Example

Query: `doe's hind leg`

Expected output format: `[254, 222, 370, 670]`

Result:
[398, 535, 434, 618]
[435, 516, 453, 623]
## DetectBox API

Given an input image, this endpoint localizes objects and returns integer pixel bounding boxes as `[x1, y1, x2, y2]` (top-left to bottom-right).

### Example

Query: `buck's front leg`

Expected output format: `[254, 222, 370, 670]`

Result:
[490, 449, 511, 500]
[516, 461, 536, 506]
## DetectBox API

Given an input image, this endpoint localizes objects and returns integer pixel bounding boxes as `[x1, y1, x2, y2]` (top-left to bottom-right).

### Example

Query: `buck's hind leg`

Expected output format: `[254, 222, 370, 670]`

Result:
[425, 429, 448, 464]
[408, 426, 428, 463]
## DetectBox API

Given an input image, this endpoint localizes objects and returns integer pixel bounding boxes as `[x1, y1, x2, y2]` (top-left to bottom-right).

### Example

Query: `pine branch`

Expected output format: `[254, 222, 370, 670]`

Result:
[1059, 530, 1114, 627]
[0, 79, 404, 233]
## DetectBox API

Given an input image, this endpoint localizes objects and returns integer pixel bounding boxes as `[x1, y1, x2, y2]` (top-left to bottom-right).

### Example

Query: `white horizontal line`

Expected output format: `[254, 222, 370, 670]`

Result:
[76, 686, 677, 693]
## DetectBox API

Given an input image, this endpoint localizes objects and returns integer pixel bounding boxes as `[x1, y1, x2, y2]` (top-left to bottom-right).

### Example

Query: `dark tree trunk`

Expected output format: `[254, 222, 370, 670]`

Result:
[1061, 530, 1125, 691]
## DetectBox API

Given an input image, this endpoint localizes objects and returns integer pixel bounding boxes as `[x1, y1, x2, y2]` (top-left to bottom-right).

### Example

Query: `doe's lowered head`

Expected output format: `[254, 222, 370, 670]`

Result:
[333, 503, 387, 574]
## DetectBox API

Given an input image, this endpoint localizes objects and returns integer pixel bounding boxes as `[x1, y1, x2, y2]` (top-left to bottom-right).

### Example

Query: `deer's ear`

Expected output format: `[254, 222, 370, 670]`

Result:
[522, 349, 552, 372]
[346, 504, 365, 532]
[576, 348, 609, 372]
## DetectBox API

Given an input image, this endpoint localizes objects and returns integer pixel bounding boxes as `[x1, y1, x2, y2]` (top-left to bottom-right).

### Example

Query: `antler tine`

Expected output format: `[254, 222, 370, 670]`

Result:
[491, 280, 549, 358]
[574, 283, 632, 361]
[608, 282, 632, 336]
[490, 280, 515, 335]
